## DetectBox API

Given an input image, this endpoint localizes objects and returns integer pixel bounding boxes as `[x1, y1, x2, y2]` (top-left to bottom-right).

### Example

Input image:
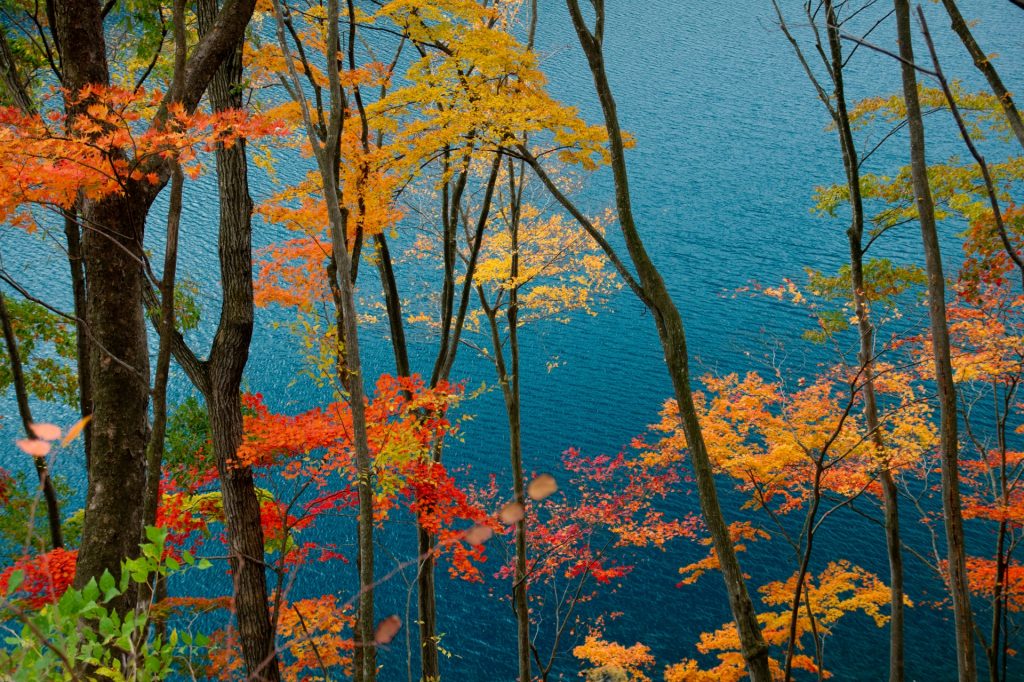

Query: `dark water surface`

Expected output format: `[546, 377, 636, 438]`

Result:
[4, 1, 1024, 680]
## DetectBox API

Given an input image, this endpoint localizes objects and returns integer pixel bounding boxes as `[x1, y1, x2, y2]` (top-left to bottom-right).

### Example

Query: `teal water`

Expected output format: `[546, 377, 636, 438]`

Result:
[3, 1, 1024, 679]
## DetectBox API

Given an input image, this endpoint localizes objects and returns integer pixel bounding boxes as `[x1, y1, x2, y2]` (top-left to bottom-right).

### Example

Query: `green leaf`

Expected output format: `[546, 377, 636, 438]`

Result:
[4, 569, 24, 595]
[98, 570, 115, 594]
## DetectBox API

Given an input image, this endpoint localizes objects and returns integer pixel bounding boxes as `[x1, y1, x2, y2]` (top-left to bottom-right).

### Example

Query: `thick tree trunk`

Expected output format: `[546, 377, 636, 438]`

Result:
[561, 3, 771, 679]
[53, 0, 258, 613]
[75, 192, 152, 603]
[893, 2, 976, 679]
[939, 0, 1024, 151]
[0, 291, 63, 550]
[53, 0, 150, 605]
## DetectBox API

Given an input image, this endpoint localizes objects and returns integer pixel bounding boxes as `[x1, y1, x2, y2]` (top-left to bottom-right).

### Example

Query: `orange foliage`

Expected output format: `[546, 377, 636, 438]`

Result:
[572, 631, 655, 682]
[0, 86, 285, 232]
[643, 367, 933, 515]
[277, 595, 356, 680]
[677, 521, 768, 587]
[966, 557, 1024, 612]
[669, 561, 899, 680]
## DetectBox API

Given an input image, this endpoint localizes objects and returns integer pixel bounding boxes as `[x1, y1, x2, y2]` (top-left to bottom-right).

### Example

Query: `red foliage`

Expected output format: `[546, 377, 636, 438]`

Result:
[0, 548, 78, 609]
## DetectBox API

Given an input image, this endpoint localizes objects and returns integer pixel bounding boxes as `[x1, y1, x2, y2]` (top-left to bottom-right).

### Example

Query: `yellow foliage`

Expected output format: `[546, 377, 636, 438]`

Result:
[642, 366, 934, 514]
[671, 561, 903, 680]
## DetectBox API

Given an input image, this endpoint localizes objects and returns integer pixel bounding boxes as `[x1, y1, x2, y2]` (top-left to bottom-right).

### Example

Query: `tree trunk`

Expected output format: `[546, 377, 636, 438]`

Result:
[63, 212, 93, 477]
[0, 290, 63, 550]
[893, 2, 976, 679]
[74, 191, 152, 605]
[374, 233, 411, 379]
[821, 2, 905, 677]
[330, 220, 376, 682]
[506, 163, 531, 682]
[418, 156, 501, 680]
[479, 219, 530, 681]
[143, 165, 182, 532]
[197, 1, 280, 676]
[939, 0, 1024, 151]
[561, 3, 771, 679]
[53, 0, 149, 605]
[53, 0, 258, 613]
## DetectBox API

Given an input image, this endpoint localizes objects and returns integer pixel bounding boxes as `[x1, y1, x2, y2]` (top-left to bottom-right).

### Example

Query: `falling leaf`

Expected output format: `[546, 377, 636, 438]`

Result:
[17, 439, 51, 458]
[60, 415, 92, 447]
[30, 423, 61, 441]
[374, 615, 402, 645]
[499, 502, 525, 524]
[464, 524, 493, 546]
[527, 473, 558, 501]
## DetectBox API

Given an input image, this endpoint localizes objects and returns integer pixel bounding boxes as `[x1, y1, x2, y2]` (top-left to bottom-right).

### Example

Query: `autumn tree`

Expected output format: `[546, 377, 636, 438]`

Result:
[890, 2, 976, 677]
[258, 3, 610, 677]
[44, 0, 258, 614]
[644, 361, 930, 678]
[517, 2, 773, 678]
[772, 2, 916, 676]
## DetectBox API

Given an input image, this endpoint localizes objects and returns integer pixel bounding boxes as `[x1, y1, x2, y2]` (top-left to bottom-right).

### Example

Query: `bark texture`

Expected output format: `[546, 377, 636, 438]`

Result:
[52, 0, 258, 618]
[893, 2, 976, 679]
[188, 2, 280, 677]
[559, 2, 771, 679]
[939, 0, 1024, 151]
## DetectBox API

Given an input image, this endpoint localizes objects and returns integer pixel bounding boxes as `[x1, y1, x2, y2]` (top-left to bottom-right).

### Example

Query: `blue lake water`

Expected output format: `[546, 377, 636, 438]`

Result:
[3, 1, 1024, 679]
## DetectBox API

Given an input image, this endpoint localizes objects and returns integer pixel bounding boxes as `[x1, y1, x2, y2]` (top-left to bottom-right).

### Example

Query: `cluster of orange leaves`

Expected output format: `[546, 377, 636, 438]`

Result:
[645, 368, 933, 514]
[572, 631, 655, 681]
[0, 85, 287, 232]
[677, 521, 768, 588]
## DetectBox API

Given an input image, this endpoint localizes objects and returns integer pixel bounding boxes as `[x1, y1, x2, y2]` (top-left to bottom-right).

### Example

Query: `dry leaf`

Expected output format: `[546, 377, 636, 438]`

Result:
[374, 615, 402, 645]
[527, 473, 558, 501]
[499, 502, 525, 524]
[30, 423, 61, 441]
[17, 439, 51, 458]
[464, 524, 494, 546]
[60, 415, 92, 447]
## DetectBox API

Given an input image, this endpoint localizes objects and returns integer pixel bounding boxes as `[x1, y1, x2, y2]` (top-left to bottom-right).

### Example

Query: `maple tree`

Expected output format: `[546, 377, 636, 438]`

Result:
[644, 361, 931, 678]
[507, 444, 695, 680]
